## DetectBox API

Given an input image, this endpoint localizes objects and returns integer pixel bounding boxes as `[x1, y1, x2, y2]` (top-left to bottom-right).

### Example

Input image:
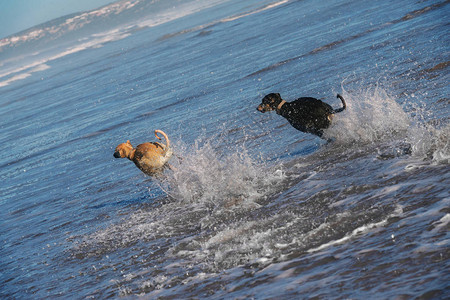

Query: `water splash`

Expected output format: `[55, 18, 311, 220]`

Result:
[323, 86, 410, 144]
[407, 121, 449, 164]
[323, 86, 449, 164]
[163, 137, 286, 209]
[71, 135, 287, 259]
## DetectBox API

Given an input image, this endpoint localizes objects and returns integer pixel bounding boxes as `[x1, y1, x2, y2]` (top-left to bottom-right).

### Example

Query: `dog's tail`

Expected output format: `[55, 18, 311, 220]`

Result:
[333, 94, 346, 113]
[155, 130, 171, 154]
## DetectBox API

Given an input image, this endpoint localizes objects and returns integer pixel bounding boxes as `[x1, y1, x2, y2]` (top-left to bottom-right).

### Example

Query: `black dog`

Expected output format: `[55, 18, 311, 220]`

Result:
[257, 93, 346, 137]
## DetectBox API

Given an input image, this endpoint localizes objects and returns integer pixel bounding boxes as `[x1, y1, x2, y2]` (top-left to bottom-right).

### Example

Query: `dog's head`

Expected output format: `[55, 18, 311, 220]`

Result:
[257, 93, 282, 113]
[114, 140, 134, 158]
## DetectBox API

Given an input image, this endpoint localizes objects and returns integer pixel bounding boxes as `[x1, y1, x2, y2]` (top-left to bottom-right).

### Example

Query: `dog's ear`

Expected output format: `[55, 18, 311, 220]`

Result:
[126, 140, 131, 145]
[276, 93, 281, 98]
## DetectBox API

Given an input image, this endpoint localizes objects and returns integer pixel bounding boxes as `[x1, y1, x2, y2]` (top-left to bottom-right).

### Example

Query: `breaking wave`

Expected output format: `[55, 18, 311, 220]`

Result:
[0, 0, 229, 88]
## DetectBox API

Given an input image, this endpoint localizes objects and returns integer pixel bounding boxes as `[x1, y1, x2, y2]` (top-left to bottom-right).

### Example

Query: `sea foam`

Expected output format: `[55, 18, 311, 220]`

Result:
[323, 86, 449, 164]
[162, 137, 286, 209]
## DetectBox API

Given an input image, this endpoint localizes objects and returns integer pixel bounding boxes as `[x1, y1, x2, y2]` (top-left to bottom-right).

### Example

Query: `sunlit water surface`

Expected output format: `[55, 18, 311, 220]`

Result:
[1, 0, 449, 298]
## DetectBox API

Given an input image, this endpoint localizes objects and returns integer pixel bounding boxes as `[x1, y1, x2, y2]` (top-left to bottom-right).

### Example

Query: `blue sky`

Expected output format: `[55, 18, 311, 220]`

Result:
[0, 0, 116, 38]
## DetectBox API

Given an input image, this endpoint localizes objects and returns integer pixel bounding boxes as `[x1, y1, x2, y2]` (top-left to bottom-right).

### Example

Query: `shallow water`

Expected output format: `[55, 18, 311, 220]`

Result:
[1, 0, 449, 298]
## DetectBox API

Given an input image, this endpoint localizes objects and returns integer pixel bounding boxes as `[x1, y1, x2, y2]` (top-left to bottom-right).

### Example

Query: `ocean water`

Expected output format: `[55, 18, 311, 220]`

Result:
[1, 0, 449, 298]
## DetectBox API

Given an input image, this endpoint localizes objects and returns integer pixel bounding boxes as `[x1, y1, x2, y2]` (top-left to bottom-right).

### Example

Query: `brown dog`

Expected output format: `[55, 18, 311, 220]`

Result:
[114, 130, 173, 175]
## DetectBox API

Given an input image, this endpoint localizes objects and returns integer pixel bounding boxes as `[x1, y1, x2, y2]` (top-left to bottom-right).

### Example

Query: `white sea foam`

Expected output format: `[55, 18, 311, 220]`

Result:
[73, 135, 287, 257]
[135, 0, 228, 29]
[0, 0, 293, 88]
[0, 0, 142, 50]
[407, 122, 449, 164]
[220, 0, 290, 23]
[324, 86, 449, 164]
[0, 57, 46, 79]
[307, 205, 404, 253]
[0, 30, 131, 87]
[163, 138, 286, 208]
[0, 63, 51, 87]
[0, 73, 33, 88]
[324, 86, 410, 144]
[0, 0, 233, 88]
[152, 0, 292, 41]
[431, 213, 450, 232]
